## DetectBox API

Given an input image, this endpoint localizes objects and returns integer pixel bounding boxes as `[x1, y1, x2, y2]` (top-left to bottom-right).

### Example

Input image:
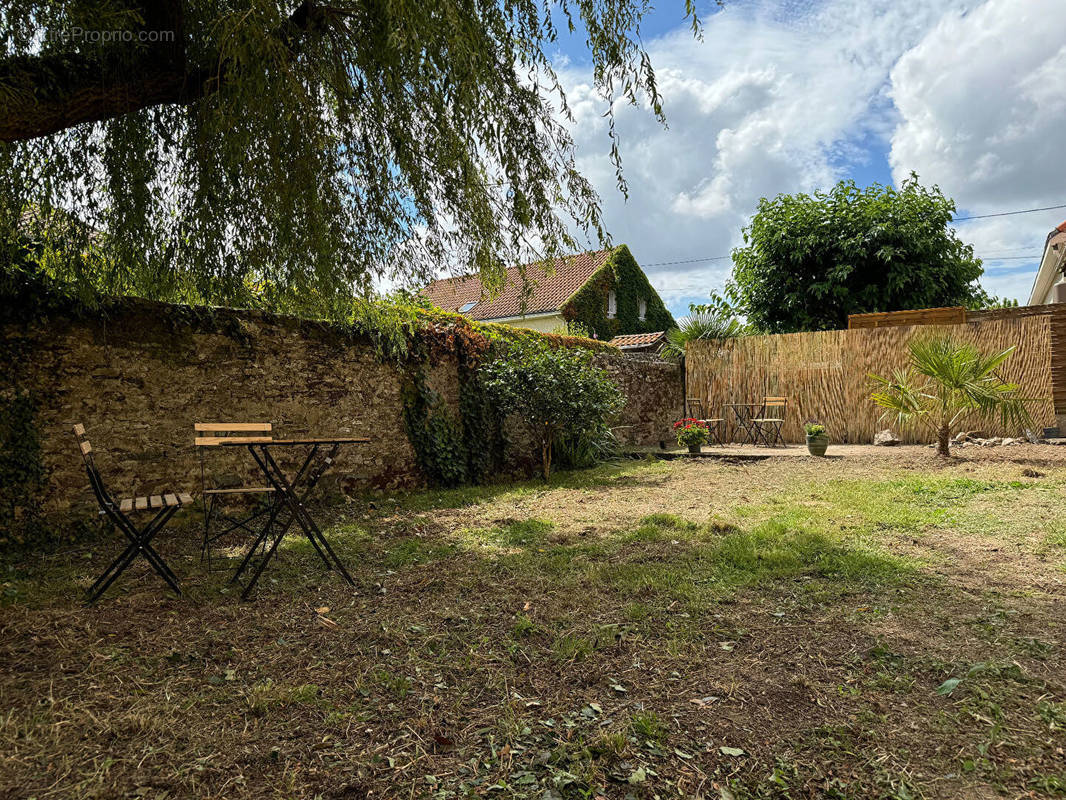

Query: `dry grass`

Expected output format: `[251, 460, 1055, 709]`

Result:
[2, 447, 1066, 799]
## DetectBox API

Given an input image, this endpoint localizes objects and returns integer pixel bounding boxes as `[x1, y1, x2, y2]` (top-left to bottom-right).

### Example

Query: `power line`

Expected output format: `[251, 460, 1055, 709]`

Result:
[644, 252, 1043, 267]
[642, 255, 732, 267]
[952, 203, 1066, 222]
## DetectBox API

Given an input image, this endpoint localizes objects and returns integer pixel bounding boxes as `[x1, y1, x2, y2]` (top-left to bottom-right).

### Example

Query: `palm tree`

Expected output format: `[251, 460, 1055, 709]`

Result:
[662, 311, 746, 360]
[870, 336, 1033, 456]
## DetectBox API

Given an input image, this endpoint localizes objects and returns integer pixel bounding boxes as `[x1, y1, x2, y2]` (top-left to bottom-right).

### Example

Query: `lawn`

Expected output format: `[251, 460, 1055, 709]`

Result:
[2, 449, 1066, 799]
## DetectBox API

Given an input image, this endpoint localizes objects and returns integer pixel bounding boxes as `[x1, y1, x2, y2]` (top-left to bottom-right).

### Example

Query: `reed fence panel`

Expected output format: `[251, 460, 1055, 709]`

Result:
[686, 315, 1056, 444]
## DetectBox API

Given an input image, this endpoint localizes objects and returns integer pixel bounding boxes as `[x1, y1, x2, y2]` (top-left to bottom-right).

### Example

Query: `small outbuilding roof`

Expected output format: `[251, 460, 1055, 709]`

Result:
[608, 331, 667, 349]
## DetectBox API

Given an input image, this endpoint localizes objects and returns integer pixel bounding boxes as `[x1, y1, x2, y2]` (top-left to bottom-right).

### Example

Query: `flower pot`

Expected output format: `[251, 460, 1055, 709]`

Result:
[687, 444, 702, 454]
[806, 434, 829, 457]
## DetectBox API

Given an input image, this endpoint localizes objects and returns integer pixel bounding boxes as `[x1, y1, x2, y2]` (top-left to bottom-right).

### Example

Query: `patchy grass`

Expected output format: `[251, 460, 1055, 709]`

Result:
[2, 452, 1065, 798]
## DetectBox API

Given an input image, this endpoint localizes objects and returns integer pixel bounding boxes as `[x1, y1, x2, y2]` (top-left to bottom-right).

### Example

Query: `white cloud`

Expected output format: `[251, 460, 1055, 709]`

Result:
[554, 0, 989, 312]
[401, 0, 1060, 310]
[888, 0, 1066, 302]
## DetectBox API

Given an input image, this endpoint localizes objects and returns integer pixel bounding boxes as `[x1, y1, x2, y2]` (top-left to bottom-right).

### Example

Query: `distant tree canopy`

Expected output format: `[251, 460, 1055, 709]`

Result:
[730, 176, 986, 333]
[0, 1, 699, 317]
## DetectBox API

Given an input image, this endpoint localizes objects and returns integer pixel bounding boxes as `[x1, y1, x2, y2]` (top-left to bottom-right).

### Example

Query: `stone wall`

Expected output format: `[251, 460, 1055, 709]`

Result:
[2, 298, 681, 522]
[594, 353, 683, 447]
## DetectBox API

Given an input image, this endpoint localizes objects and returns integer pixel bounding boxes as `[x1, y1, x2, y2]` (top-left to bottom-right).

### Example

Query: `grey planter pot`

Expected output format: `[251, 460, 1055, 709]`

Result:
[806, 434, 829, 457]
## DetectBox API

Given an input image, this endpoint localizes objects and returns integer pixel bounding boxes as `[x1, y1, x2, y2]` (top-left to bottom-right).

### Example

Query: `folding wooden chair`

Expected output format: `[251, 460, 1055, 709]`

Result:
[72, 424, 193, 604]
[703, 415, 726, 446]
[751, 397, 788, 447]
[195, 423, 277, 568]
[684, 398, 724, 446]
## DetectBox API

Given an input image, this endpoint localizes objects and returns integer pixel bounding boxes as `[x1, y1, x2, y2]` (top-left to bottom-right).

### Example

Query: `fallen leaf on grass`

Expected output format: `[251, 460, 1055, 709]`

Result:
[689, 696, 718, 708]
[719, 746, 745, 757]
[316, 606, 330, 614]
[936, 678, 962, 695]
[432, 732, 455, 750]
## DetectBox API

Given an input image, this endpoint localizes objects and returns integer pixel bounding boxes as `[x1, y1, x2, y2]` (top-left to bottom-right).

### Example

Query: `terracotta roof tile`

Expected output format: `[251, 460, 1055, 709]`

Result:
[422, 250, 613, 320]
[608, 331, 667, 348]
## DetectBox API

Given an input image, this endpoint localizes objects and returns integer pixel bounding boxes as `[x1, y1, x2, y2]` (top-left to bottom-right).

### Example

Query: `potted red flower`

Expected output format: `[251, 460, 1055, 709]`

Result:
[674, 418, 710, 454]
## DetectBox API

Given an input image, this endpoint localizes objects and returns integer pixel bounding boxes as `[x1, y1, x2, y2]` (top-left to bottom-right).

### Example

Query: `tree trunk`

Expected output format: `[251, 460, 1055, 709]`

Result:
[937, 424, 951, 457]
[541, 438, 551, 482]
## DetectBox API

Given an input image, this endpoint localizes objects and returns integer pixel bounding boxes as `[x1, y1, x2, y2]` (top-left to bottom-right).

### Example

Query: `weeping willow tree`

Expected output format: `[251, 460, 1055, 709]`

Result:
[0, 0, 702, 317]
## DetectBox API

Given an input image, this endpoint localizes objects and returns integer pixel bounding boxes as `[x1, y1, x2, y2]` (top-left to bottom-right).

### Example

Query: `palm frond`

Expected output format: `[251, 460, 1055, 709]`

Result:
[662, 311, 745, 360]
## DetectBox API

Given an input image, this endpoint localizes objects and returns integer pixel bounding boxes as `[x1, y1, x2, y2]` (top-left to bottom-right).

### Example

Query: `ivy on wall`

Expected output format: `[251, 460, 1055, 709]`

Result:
[561, 245, 675, 340]
[0, 390, 45, 549]
[400, 358, 507, 489]
[399, 324, 510, 489]
[401, 372, 470, 488]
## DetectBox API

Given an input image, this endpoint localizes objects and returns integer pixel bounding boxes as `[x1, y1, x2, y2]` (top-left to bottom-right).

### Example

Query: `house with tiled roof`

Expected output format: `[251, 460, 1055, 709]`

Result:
[422, 245, 675, 339]
[1027, 220, 1066, 305]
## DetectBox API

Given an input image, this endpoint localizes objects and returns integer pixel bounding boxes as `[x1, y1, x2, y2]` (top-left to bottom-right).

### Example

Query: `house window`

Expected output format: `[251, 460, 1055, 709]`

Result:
[638, 298, 647, 321]
[458, 301, 477, 313]
[607, 290, 617, 318]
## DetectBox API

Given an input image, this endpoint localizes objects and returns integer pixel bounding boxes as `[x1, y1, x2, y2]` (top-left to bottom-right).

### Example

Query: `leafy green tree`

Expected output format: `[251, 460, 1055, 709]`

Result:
[0, 1, 698, 316]
[481, 338, 623, 481]
[870, 336, 1033, 457]
[731, 175, 985, 333]
[967, 292, 1019, 310]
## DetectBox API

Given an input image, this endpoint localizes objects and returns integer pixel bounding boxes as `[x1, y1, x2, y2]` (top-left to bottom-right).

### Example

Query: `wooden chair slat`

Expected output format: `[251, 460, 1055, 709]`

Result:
[149, 495, 163, 509]
[194, 423, 272, 433]
[119, 498, 133, 512]
[177, 493, 193, 506]
[134, 496, 148, 510]
[164, 493, 179, 507]
[72, 423, 85, 437]
[79, 440, 92, 454]
[195, 436, 273, 446]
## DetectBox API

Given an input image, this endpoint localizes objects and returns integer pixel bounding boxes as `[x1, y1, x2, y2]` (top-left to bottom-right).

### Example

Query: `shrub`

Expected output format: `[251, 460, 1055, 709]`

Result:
[480, 339, 624, 480]
[554, 424, 619, 470]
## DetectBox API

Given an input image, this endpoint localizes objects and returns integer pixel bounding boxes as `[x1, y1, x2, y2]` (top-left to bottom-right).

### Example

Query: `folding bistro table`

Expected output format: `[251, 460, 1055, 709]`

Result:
[219, 436, 369, 599]
[722, 402, 765, 445]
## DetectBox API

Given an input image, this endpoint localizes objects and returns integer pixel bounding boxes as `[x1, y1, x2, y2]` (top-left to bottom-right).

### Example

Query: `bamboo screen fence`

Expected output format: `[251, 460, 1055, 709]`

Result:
[686, 313, 1058, 444]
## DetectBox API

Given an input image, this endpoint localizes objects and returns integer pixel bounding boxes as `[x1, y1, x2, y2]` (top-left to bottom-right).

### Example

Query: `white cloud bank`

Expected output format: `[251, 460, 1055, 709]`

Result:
[558, 0, 1064, 311]
[888, 0, 1066, 302]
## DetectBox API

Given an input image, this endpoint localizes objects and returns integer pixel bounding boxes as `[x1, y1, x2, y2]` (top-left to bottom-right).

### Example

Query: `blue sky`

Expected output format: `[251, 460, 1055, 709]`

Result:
[541, 0, 1065, 318]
